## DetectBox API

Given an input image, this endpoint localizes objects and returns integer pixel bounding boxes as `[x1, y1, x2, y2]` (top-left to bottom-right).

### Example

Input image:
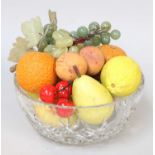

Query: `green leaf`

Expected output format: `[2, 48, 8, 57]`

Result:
[21, 17, 43, 47]
[8, 37, 31, 62]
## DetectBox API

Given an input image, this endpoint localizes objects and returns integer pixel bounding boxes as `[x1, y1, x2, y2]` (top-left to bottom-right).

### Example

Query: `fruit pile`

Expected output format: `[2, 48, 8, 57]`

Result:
[9, 10, 142, 126]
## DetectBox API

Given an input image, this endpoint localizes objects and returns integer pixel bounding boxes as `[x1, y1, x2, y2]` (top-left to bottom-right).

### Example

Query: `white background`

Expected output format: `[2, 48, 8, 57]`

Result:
[2, 0, 153, 154]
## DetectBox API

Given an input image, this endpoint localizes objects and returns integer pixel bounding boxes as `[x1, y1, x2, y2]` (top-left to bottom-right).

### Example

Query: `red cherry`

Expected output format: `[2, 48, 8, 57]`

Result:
[56, 98, 74, 117]
[56, 81, 72, 99]
[40, 85, 57, 103]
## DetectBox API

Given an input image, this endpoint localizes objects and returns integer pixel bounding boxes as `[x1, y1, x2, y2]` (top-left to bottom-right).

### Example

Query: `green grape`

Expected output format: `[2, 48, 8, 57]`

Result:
[77, 26, 89, 38]
[52, 29, 73, 48]
[101, 21, 111, 32]
[43, 24, 55, 44]
[69, 46, 79, 52]
[44, 45, 68, 58]
[44, 24, 54, 37]
[101, 33, 110, 44]
[45, 36, 55, 44]
[92, 35, 101, 46]
[88, 22, 100, 33]
[70, 31, 79, 39]
[44, 45, 53, 53]
[84, 40, 93, 46]
[102, 32, 110, 37]
[38, 37, 48, 51]
[110, 29, 121, 40]
[77, 43, 84, 50]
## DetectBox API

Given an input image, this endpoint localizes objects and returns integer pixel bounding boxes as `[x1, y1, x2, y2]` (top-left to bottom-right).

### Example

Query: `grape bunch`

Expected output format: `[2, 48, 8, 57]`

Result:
[38, 25, 74, 58]
[70, 21, 121, 47]
[37, 21, 121, 58]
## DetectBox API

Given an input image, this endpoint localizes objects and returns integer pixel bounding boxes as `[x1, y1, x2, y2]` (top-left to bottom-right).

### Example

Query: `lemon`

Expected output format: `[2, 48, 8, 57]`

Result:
[100, 56, 142, 96]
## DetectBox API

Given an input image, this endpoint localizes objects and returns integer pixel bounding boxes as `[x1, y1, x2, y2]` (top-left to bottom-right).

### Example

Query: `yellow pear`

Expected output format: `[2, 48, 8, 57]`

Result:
[72, 75, 114, 125]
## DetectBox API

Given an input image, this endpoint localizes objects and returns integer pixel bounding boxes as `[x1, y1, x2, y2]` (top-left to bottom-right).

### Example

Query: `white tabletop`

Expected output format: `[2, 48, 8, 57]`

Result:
[2, 0, 153, 154]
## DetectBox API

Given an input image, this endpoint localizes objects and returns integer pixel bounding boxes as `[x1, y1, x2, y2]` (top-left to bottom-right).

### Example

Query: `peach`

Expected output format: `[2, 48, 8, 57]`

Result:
[56, 52, 87, 81]
[80, 46, 105, 75]
[99, 45, 126, 61]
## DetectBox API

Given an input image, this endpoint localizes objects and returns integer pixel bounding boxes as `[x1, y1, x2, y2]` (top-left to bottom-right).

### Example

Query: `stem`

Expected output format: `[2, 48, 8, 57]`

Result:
[73, 65, 81, 78]
[73, 37, 90, 45]
[73, 29, 105, 45]
[38, 33, 43, 36]
[48, 10, 57, 31]
[10, 64, 17, 73]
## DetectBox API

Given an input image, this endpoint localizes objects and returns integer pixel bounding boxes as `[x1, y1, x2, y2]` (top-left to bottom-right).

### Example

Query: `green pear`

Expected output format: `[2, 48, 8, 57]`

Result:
[27, 92, 39, 100]
[34, 105, 77, 127]
[72, 75, 114, 125]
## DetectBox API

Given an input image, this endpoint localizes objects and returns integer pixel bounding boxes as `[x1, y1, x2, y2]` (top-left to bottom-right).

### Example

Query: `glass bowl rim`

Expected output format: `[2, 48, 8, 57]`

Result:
[14, 74, 144, 109]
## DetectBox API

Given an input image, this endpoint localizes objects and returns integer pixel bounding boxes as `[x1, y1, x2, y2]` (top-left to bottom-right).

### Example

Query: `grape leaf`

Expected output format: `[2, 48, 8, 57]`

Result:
[8, 37, 32, 62]
[21, 17, 43, 47]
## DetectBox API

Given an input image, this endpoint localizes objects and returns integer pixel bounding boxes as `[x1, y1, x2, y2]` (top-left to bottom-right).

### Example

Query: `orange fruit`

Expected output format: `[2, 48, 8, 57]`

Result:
[16, 52, 57, 93]
[99, 45, 126, 61]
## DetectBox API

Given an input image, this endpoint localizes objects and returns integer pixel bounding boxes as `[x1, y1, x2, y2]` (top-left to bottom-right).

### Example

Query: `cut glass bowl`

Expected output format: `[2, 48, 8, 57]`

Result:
[14, 75, 144, 145]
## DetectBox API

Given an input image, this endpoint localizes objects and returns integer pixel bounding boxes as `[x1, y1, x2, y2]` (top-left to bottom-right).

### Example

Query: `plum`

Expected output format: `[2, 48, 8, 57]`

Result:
[80, 46, 105, 75]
